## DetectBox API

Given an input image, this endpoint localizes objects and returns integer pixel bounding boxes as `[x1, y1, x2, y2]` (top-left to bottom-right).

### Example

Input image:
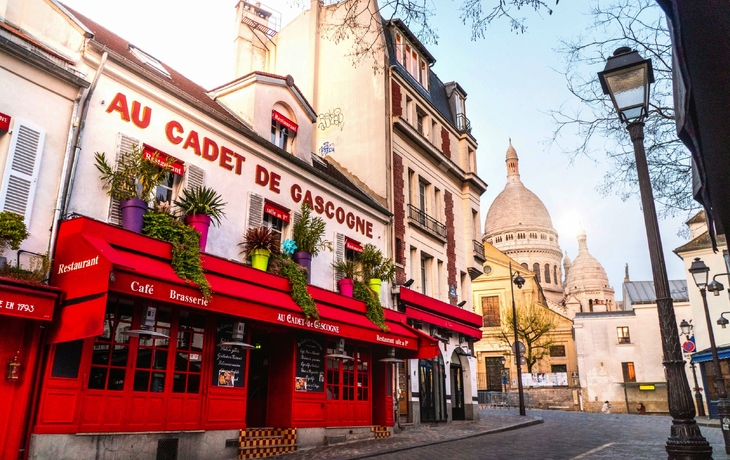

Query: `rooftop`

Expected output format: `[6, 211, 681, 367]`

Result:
[624, 280, 689, 304]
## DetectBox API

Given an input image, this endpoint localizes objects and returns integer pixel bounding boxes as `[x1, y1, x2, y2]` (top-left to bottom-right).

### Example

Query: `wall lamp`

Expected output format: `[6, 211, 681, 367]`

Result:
[457, 300, 466, 307]
[403, 279, 415, 288]
[718, 312, 730, 328]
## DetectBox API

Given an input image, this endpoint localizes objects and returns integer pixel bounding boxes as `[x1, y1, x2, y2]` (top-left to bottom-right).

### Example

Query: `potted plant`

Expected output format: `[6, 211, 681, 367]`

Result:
[333, 259, 360, 298]
[358, 243, 396, 296]
[239, 226, 281, 271]
[174, 185, 227, 251]
[291, 202, 331, 282]
[95, 145, 172, 233]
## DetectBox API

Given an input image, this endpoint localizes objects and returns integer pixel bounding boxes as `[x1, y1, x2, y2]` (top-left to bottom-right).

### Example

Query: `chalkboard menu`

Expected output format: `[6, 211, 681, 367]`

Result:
[212, 318, 246, 388]
[295, 335, 324, 392]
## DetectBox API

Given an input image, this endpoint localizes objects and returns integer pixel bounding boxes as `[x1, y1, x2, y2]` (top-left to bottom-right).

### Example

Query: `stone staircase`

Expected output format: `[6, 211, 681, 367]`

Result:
[237, 427, 297, 459]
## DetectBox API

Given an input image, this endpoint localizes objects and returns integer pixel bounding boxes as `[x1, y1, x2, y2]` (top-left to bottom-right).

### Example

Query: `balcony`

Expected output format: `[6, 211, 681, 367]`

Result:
[408, 204, 447, 240]
[456, 113, 471, 134]
[473, 239, 485, 262]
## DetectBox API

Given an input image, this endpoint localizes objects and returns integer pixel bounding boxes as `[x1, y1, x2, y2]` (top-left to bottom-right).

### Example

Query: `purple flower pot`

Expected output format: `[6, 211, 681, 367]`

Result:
[120, 198, 148, 233]
[293, 251, 312, 283]
[186, 214, 211, 251]
[338, 278, 354, 297]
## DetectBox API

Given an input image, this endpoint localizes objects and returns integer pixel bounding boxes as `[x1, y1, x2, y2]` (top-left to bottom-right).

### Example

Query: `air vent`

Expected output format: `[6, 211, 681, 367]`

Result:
[156, 438, 179, 460]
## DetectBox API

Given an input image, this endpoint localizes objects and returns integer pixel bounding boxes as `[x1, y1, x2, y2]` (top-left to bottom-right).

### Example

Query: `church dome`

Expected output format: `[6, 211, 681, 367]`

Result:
[484, 143, 555, 236]
[565, 229, 611, 291]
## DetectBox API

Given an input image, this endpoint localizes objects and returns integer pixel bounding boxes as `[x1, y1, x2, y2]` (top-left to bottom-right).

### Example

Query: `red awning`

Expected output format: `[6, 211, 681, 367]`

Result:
[345, 237, 363, 253]
[399, 287, 483, 339]
[48, 217, 432, 354]
[272, 110, 298, 134]
[0, 277, 60, 321]
[143, 144, 184, 176]
[264, 200, 291, 223]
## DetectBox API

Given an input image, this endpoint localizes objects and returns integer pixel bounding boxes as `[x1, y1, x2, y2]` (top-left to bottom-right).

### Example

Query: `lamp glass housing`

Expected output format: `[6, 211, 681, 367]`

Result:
[679, 320, 692, 336]
[604, 65, 649, 122]
[688, 258, 710, 288]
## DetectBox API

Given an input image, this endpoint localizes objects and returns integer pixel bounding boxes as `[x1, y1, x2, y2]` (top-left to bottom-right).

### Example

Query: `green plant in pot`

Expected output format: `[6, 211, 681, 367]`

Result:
[354, 244, 394, 331]
[271, 251, 319, 320]
[174, 186, 227, 252]
[291, 202, 331, 283]
[239, 226, 280, 271]
[333, 258, 360, 298]
[95, 145, 173, 233]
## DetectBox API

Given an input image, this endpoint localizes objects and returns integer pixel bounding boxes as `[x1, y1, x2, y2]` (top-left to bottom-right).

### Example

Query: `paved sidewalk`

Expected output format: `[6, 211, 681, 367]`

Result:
[277, 411, 542, 460]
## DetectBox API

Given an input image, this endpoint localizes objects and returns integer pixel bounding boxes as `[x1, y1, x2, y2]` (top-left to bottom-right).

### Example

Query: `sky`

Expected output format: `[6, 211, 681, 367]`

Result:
[61, 0, 693, 299]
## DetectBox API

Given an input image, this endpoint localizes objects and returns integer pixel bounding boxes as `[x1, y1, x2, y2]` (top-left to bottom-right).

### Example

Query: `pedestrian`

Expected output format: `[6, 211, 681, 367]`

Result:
[637, 402, 646, 414]
[601, 401, 611, 414]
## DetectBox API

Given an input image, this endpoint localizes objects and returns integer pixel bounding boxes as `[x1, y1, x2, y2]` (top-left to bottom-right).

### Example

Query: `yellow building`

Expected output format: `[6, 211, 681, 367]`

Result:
[472, 242, 579, 404]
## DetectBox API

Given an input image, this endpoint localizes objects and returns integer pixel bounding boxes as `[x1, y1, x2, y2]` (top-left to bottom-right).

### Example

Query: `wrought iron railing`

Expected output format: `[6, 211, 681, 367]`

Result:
[456, 113, 471, 133]
[473, 239, 485, 261]
[408, 205, 447, 239]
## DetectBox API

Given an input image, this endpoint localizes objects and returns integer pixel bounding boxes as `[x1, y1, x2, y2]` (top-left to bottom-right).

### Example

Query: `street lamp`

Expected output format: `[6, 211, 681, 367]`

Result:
[598, 48, 712, 458]
[689, 257, 730, 452]
[509, 262, 526, 416]
[680, 319, 706, 417]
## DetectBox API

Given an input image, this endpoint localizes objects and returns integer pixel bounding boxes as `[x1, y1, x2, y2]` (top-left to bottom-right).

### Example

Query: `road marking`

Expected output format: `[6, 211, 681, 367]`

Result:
[571, 443, 615, 459]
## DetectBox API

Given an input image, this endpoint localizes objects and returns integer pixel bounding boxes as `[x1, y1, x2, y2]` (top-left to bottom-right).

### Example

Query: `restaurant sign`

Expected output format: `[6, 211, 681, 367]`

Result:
[0, 289, 56, 321]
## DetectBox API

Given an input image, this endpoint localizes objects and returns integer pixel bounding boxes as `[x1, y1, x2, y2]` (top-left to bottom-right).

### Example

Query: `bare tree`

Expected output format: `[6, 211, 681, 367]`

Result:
[501, 303, 558, 373]
[289, 0, 557, 71]
[550, 0, 697, 219]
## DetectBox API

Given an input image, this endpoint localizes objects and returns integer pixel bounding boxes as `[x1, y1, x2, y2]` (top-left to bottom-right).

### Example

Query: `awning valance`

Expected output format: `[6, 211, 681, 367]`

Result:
[0, 277, 60, 322]
[399, 287, 482, 339]
[48, 217, 436, 358]
[690, 346, 730, 364]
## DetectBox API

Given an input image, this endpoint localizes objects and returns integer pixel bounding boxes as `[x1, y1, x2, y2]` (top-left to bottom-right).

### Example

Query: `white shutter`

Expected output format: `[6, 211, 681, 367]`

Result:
[185, 164, 205, 191]
[334, 232, 345, 282]
[0, 120, 45, 226]
[247, 192, 264, 230]
[108, 133, 139, 225]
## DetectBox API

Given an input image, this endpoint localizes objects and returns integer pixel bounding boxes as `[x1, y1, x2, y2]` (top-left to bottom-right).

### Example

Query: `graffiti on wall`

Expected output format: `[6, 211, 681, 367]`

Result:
[318, 108, 344, 131]
[318, 142, 335, 157]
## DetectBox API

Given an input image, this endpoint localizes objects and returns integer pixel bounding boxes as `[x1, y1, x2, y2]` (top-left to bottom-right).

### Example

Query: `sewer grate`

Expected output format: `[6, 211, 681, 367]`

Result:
[157, 438, 179, 460]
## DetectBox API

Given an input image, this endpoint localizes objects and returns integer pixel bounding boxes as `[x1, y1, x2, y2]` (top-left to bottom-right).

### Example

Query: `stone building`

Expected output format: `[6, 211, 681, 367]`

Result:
[563, 229, 617, 317]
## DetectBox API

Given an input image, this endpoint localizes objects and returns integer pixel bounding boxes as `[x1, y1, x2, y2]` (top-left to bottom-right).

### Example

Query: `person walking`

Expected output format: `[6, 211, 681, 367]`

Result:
[601, 401, 611, 414]
[637, 402, 646, 414]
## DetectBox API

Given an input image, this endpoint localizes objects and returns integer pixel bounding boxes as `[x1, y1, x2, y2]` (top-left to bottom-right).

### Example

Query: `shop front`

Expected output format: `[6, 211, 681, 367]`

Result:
[0, 278, 60, 460]
[30, 217, 437, 459]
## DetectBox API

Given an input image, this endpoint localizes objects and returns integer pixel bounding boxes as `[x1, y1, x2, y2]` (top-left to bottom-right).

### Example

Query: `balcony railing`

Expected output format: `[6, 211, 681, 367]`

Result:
[473, 239, 485, 262]
[456, 113, 471, 134]
[408, 204, 447, 240]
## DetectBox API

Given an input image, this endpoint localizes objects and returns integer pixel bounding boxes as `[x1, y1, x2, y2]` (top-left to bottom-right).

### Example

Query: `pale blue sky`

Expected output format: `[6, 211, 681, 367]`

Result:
[62, 0, 691, 298]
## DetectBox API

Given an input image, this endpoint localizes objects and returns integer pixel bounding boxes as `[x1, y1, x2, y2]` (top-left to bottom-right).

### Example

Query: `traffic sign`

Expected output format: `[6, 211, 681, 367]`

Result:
[682, 340, 696, 353]
[511, 341, 526, 355]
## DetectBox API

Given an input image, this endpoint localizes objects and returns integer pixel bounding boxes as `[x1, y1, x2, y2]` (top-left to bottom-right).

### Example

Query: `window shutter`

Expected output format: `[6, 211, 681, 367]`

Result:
[185, 164, 205, 191]
[108, 133, 139, 226]
[334, 232, 345, 282]
[0, 120, 45, 226]
[247, 192, 264, 229]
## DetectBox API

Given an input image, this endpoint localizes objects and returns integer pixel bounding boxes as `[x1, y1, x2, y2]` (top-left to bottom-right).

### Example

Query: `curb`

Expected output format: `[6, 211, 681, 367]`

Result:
[345, 417, 544, 460]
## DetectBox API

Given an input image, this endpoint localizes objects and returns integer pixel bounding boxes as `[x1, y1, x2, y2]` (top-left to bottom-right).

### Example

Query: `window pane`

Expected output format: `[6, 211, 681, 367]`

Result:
[134, 370, 150, 391]
[107, 368, 126, 390]
[175, 353, 190, 372]
[173, 373, 187, 393]
[51, 340, 84, 378]
[88, 367, 107, 390]
[188, 374, 201, 394]
[136, 349, 152, 369]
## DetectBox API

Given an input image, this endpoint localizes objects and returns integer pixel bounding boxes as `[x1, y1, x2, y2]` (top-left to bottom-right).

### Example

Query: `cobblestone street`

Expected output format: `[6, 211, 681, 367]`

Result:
[280, 409, 728, 460]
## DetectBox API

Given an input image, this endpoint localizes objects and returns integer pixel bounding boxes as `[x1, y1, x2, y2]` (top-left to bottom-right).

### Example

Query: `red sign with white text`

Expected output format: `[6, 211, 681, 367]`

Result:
[0, 112, 10, 133]
[345, 238, 363, 253]
[264, 201, 291, 222]
[143, 144, 185, 176]
[0, 288, 56, 321]
[272, 110, 298, 134]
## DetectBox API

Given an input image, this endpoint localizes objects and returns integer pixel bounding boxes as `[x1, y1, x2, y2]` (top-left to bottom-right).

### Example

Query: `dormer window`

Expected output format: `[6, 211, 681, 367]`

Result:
[394, 32, 429, 90]
[129, 45, 170, 78]
[271, 109, 298, 152]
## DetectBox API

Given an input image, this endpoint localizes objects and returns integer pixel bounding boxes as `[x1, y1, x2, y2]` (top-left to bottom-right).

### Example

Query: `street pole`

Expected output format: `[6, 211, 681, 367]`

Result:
[698, 285, 730, 451]
[689, 360, 706, 417]
[628, 121, 712, 458]
[509, 262, 526, 416]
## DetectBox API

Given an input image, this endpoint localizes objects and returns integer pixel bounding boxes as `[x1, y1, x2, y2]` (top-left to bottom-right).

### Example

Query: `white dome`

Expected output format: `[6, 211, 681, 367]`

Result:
[565, 230, 611, 291]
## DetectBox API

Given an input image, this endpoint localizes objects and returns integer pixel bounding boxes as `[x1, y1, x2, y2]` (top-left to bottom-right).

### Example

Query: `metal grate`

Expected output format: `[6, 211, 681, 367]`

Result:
[156, 438, 179, 460]
[407, 204, 447, 239]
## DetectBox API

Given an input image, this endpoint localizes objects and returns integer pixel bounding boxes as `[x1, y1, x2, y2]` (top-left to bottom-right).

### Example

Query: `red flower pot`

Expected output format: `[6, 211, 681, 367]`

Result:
[338, 278, 354, 297]
[186, 214, 211, 251]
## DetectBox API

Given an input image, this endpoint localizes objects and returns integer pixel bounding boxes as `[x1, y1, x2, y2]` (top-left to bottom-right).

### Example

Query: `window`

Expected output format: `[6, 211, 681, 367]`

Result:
[155, 170, 176, 203]
[133, 307, 171, 392]
[395, 33, 404, 65]
[431, 120, 438, 144]
[495, 236, 502, 243]
[533, 263, 541, 283]
[544, 264, 551, 284]
[417, 108, 426, 135]
[622, 362, 636, 382]
[419, 59, 429, 88]
[540, 233, 547, 240]
[468, 148, 476, 172]
[506, 234, 514, 241]
[437, 260, 444, 299]
[521, 263, 528, 270]
[406, 96, 413, 123]
[551, 364, 568, 373]
[129, 45, 170, 78]
[529, 232, 537, 239]
[326, 344, 369, 401]
[481, 296, 500, 327]
[421, 256, 428, 295]
[554, 265, 558, 285]
[271, 118, 289, 150]
[51, 340, 84, 378]
[617, 326, 631, 344]
[517, 232, 525, 239]
[89, 297, 134, 390]
[418, 180, 427, 212]
[262, 212, 285, 247]
[549, 345, 566, 357]
[173, 311, 205, 394]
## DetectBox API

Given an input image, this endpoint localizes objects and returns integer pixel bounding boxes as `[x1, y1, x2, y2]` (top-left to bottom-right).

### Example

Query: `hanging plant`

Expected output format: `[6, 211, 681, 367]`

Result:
[275, 255, 319, 320]
[142, 210, 211, 300]
[353, 280, 388, 331]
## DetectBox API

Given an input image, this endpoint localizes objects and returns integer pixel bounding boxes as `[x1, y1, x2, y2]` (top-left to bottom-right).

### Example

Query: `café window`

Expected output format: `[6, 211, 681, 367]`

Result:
[262, 200, 291, 247]
[143, 144, 185, 204]
[271, 109, 298, 152]
[89, 297, 134, 390]
[345, 237, 363, 261]
[326, 344, 370, 401]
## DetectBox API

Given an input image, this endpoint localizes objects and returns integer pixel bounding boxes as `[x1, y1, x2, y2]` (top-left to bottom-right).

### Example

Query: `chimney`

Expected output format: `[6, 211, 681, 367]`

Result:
[233, 1, 280, 78]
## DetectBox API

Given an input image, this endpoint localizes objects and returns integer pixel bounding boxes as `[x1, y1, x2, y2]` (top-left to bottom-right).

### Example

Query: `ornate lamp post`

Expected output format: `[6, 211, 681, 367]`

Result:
[689, 258, 730, 453]
[680, 319, 706, 417]
[598, 47, 712, 459]
[508, 262, 526, 416]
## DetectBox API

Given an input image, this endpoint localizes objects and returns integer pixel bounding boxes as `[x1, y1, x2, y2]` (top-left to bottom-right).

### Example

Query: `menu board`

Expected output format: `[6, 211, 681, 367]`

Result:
[295, 335, 324, 392]
[212, 318, 246, 388]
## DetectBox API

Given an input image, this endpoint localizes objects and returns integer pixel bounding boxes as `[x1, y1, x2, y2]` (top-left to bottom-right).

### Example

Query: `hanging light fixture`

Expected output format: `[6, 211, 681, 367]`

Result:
[6, 351, 20, 381]
[326, 338, 353, 360]
[218, 321, 254, 349]
[121, 306, 169, 341]
[378, 347, 404, 363]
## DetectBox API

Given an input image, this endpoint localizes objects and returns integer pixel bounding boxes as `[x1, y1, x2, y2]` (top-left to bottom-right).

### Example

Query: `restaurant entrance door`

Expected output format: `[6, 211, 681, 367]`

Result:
[246, 331, 270, 427]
